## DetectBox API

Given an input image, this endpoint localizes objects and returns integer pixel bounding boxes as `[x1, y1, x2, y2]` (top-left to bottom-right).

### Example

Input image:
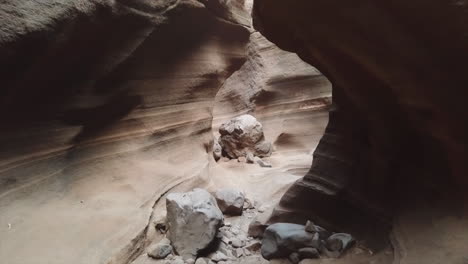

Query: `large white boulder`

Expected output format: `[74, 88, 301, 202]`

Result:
[166, 188, 224, 260]
[218, 114, 272, 159]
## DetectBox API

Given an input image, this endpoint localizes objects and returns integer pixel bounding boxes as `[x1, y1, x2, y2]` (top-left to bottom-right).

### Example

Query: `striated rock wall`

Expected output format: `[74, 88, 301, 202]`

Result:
[0, 1, 249, 263]
[213, 30, 331, 158]
[0, 0, 332, 263]
[254, 0, 468, 261]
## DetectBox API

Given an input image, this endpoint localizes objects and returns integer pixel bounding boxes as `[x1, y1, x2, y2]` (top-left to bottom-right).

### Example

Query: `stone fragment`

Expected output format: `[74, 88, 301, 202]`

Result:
[233, 248, 244, 258]
[247, 210, 270, 238]
[195, 258, 207, 264]
[243, 197, 256, 210]
[304, 220, 317, 233]
[243, 248, 252, 256]
[218, 115, 272, 159]
[254, 141, 273, 157]
[288, 252, 301, 264]
[245, 241, 262, 251]
[254, 157, 272, 168]
[325, 233, 355, 257]
[298, 247, 319, 259]
[171, 256, 184, 264]
[166, 188, 224, 260]
[186, 259, 195, 264]
[210, 252, 228, 262]
[231, 237, 245, 248]
[261, 223, 321, 260]
[147, 242, 172, 259]
[246, 152, 255, 164]
[213, 139, 222, 161]
[214, 188, 245, 216]
[238, 156, 247, 163]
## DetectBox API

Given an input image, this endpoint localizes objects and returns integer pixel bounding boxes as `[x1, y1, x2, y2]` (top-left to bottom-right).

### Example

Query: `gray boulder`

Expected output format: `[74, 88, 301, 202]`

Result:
[218, 115, 272, 159]
[214, 188, 245, 215]
[324, 233, 355, 257]
[147, 242, 172, 259]
[261, 223, 321, 260]
[166, 188, 224, 260]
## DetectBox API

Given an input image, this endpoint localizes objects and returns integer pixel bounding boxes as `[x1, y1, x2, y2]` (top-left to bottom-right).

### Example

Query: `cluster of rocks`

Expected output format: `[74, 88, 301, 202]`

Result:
[261, 221, 355, 263]
[147, 188, 354, 264]
[148, 188, 261, 263]
[214, 115, 272, 168]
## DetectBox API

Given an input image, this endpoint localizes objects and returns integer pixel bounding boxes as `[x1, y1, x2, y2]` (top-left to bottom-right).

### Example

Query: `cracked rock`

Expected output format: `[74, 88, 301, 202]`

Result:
[166, 188, 224, 260]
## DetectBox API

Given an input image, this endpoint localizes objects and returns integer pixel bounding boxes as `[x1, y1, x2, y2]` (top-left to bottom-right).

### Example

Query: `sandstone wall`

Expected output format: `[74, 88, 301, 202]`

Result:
[254, 0, 468, 262]
[0, 1, 249, 263]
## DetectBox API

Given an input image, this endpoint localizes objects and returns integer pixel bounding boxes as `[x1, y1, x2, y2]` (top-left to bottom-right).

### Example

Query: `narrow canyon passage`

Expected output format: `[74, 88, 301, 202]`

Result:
[1, 1, 468, 264]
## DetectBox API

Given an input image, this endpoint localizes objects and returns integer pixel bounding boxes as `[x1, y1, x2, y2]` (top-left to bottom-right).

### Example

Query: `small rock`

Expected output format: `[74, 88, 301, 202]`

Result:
[247, 213, 269, 238]
[304, 221, 331, 239]
[257, 206, 267, 213]
[243, 248, 252, 256]
[210, 252, 228, 262]
[186, 259, 195, 264]
[220, 157, 231, 162]
[233, 248, 244, 258]
[245, 241, 262, 251]
[298, 247, 319, 259]
[261, 223, 321, 260]
[238, 156, 247, 163]
[171, 256, 184, 264]
[325, 233, 355, 256]
[230, 225, 241, 235]
[195, 258, 208, 264]
[214, 188, 245, 216]
[288, 252, 301, 264]
[243, 197, 256, 210]
[246, 153, 255, 164]
[304, 221, 316, 233]
[213, 139, 222, 161]
[254, 157, 272, 168]
[231, 238, 245, 248]
[147, 243, 172, 259]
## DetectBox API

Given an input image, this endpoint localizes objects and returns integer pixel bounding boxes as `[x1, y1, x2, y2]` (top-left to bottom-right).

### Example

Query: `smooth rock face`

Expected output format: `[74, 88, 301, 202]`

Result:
[166, 189, 224, 259]
[219, 115, 272, 159]
[261, 223, 320, 260]
[214, 188, 245, 215]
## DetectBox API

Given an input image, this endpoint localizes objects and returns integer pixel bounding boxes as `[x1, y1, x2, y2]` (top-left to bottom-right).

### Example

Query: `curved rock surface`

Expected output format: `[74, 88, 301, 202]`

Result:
[0, 1, 249, 264]
[254, 0, 468, 262]
[0, 0, 335, 264]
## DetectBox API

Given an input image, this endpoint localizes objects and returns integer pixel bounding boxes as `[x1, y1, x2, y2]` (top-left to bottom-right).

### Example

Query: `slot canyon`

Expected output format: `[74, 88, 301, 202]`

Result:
[0, 1, 467, 264]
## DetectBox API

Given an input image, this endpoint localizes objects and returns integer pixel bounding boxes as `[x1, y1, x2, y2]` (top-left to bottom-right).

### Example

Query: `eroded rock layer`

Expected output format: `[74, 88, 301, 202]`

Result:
[254, 0, 468, 262]
[0, 1, 249, 263]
